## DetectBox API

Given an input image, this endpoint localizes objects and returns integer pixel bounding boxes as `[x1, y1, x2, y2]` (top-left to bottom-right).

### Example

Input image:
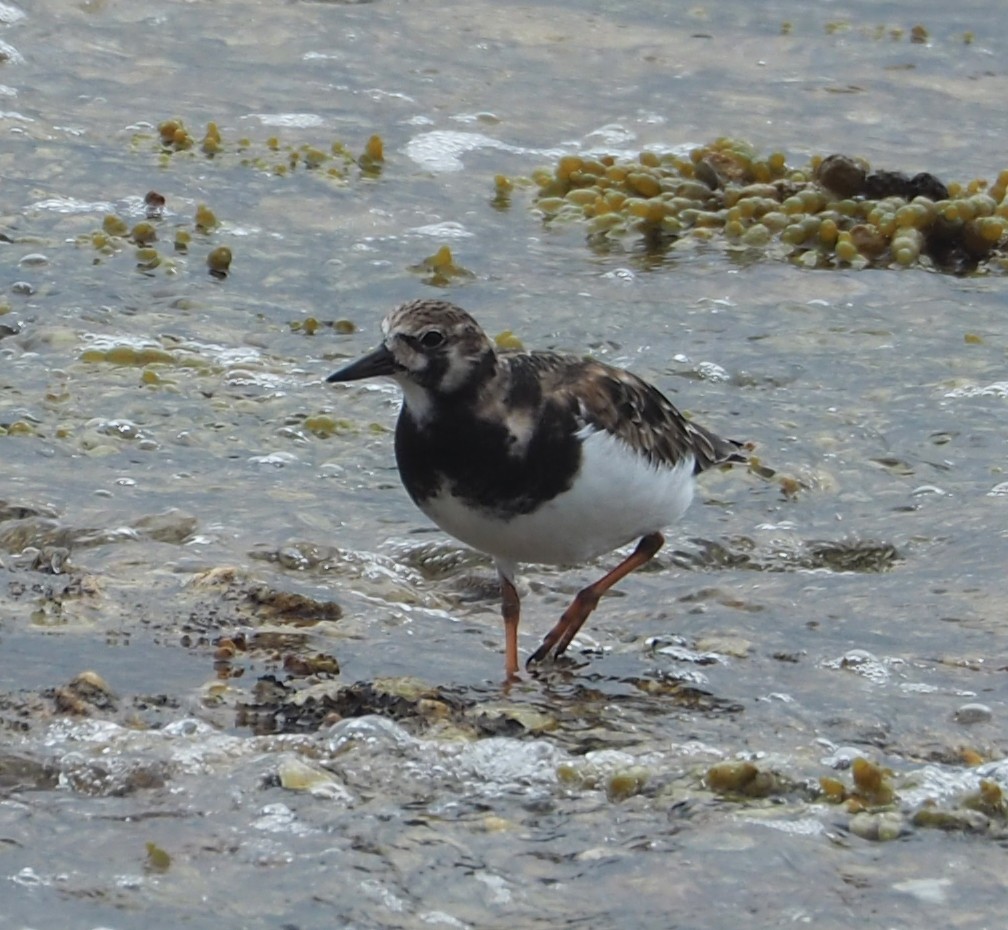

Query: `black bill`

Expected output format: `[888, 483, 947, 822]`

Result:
[326, 343, 396, 382]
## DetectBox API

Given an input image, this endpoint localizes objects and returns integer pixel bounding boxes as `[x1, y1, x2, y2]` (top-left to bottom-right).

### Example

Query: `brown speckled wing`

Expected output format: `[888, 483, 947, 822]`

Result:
[521, 354, 744, 474]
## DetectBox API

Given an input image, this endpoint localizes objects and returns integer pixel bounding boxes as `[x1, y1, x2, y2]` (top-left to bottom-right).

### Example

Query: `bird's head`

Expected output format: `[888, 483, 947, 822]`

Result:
[327, 299, 497, 415]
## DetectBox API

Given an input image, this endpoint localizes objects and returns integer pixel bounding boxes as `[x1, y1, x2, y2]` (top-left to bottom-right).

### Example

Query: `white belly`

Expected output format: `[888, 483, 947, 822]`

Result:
[417, 429, 696, 567]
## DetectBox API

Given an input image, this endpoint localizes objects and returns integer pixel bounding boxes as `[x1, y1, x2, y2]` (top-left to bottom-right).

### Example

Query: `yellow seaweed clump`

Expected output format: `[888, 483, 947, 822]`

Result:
[290, 317, 356, 337]
[605, 767, 649, 803]
[850, 756, 895, 807]
[705, 760, 787, 798]
[135, 247, 161, 271]
[492, 174, 513, 210]
[206, 246, 232, 278]
[530, 139, 1008, 274]
[409, 244, 475, 287]
[494, 330, 523, 351]
[194, 203, 219, 233]
[962, 779, 1008, 818]
[146, 117, 383, 187]
[302, 145, 329, 169]
[130, 222, 157, 245]
[158, 118, 193, 151]
[909, 778, 1006, 835]
[359, 133, 384, 173]
[301, 414, 355, 438]
[102, 214, 129, 238]
[819, 756, 897, 811]
[201, 121, 223, 156]
[83, 192, 233, 280]
[81, 344, 175, 366]
[145, 842, 172, 873]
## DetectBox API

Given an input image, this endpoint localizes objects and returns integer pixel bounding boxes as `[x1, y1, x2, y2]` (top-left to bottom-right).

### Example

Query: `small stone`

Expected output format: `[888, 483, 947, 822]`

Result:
[911, 806, 990, 833]
[277, 756, 351, 801]
[848, 810, 906, 841]
[606, 767, 649, 802]
[954, 702, 992, 725]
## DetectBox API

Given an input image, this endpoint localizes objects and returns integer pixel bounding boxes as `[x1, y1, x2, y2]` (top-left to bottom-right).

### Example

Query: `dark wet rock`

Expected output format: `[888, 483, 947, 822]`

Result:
[235, 669, 740, 750]
[246, 584, 343, 624]
[816, 153, 867, 198]
[925, 212, 996, 274]
[10, 545, 70, 573]
[817, 155, 949, 202]
[0, 516, 76, 555]
[132, 509, 198, 544]
[237, 676, 467, 735]
[396, 539, 489, 581]
[908, 171, 951, 201]
[50, 670, 118, 715]
[670, 536, 756, 570]
[2, 663, 188, 736]
[448, 572, 502, 603]
[646, 636, 725, 665]
[862, 170, 913, 199]
[804, 540, 901, 573]
[472, 703, 557, 737]
[0, 691, 35, 735]
[59, 756, 168, 797]
[671, 536, 900, 574]
[626, 675, 743, 712]
[470, 713, 529, 738]
[181, 569, 344, 665]
[0, 504, 202, 564]
[134, 692, 180, 712]
[911, 806, 991, 833]
[180, 571, 349, 687]
[692, 157, 723, 190]
[3, 569, 103, 635]
[283, 652, 340, 677]
[0, 753, 59, 791]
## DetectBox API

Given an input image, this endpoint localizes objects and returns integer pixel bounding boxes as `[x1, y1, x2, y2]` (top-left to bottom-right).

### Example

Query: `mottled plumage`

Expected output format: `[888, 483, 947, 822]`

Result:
[328, 299, 745, 678]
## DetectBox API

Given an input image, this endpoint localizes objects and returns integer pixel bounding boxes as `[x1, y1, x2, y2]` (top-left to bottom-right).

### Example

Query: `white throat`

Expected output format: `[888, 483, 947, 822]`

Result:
[395, 375, 435, 424]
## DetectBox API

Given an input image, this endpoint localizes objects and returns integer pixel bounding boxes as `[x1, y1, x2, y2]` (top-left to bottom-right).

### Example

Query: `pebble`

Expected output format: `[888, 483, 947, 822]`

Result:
[954, 702, 992, 725]
[848, 810, 906, 842]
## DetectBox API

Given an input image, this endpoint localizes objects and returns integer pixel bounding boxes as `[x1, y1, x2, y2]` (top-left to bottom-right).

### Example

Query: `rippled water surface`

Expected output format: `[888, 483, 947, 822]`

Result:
[2, 1, 1007, 928]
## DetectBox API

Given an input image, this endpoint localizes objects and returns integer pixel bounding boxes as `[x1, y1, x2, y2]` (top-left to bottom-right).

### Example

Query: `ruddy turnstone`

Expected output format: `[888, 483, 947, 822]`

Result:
[328, 299, 745, 678]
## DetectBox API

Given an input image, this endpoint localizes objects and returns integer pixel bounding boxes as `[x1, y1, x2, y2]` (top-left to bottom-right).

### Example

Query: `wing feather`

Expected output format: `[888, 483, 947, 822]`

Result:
[506, 353, 744, 474]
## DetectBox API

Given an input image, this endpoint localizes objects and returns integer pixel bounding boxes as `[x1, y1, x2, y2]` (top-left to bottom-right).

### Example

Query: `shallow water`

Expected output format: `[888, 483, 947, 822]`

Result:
[2, 1, 1007, 928]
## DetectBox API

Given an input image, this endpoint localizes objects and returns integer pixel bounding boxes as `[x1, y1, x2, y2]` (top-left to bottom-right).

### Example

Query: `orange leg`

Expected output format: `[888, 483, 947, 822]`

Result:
[526, 532, 665, 669]
[500, 573, 521, 681]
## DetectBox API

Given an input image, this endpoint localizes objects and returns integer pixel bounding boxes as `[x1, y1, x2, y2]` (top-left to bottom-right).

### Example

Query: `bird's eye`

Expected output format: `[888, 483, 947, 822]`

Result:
[419, 330, 445, 349]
